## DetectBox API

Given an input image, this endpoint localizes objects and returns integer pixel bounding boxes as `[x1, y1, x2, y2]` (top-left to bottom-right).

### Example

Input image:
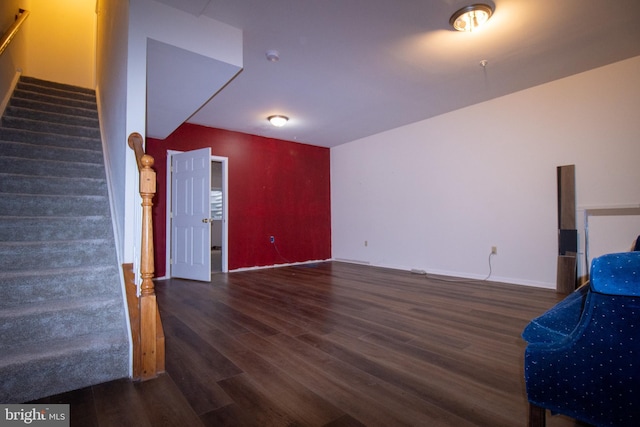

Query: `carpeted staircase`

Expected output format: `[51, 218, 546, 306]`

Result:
[0, 76, 129, 403]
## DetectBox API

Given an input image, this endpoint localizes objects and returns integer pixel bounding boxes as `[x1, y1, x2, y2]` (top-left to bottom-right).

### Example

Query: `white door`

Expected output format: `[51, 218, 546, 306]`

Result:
[171, 147, 211, 281]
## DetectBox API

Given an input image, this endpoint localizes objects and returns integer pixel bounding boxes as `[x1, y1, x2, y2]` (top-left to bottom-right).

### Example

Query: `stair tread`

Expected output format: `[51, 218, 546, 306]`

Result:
[0, 328, 129, 403]
[5, 105, 99, 125]
[2, 116, 101, 139]
[0, 295, 120, 318]
[11, 90, 97, 103]
[0, 156, 103, 167]
[0, 172, 105, 182]
[0, 142, 104, 165]
[0, 194, 110, 217]
[7, 102, 98, 115]
[4, 193, 107, 199]
[0, 214, 108, 220]
[0, 139, 102, 153]
[0, 160, 105, 180]
[0, 127, 101, 142]
[0, 192, 106, 200]
[0, 329, 127, 366]
[0, 126, 101, 144]
[9, 98, 98, 120]
[0, 264, 117, 280]
[0, 264, 121, 308]
[18, 77, 96, 96]
[13, 88, 96, 104]
[3, 114, 99, 130]
[0, 132, 102, 156]
[0, 237, 111, 246]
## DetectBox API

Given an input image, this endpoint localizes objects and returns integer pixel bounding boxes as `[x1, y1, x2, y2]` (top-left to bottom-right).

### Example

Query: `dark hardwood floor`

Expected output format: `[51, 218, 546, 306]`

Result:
[32, 261, 590, 426]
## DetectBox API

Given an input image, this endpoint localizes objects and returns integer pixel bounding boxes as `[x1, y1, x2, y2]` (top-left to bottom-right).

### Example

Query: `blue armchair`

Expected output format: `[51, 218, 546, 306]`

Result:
[522, 252, 640, 427]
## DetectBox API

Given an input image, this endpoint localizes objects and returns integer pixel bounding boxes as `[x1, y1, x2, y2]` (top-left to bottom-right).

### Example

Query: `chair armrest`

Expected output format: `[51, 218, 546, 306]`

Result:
[521, 285, 588, 344]
[590, 252, 640, 296]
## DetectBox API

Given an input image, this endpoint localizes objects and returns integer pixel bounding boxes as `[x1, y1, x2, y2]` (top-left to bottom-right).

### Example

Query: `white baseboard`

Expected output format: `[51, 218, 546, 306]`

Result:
[230, 258, 332, 273]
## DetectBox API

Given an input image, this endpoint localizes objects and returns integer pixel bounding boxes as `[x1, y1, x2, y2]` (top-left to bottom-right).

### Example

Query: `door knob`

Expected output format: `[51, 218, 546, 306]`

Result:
[202, 218, 211, 223]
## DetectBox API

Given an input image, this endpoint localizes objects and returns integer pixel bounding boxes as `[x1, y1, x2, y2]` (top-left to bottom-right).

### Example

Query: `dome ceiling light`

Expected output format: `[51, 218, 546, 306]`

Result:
[265, 50, 280, 62]
[268, 115, 289, 127]
[449, 4, 494, 32]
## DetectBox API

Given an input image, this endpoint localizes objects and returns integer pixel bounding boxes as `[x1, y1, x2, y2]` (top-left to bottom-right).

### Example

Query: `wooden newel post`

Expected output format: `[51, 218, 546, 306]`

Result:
[126, 132, 164, 381]
[138, 153, 158, 380]
[139, 154, 156, 296]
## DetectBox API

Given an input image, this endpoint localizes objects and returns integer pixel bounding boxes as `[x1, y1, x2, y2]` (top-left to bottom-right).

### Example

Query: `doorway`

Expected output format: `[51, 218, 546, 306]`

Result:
[210, 160, 223, 273]
[165, 150, 229, 280]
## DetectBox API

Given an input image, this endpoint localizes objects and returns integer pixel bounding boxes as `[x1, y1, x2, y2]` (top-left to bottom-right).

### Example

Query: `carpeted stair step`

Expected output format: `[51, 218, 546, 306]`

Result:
[0, 239, 117, 272]
[19, 76, 96, 98]
[0, 128, 101, 150]
[0, 265, 122, 308]
[0, 215, 112, 242]
[9, 96, 98, 120]
[0, 157, 105, 179]
[2, 116, 100, 139]
[0, 193, 109, 217]
[0, 174, 107, 196]
[0, 330, 129, 403]
[0, 297, 125, 349]
[0, 140, 103, 163]
[10, 88, 97, 111]
[13, 79, 96, 106]
[4, 105, 99, 129]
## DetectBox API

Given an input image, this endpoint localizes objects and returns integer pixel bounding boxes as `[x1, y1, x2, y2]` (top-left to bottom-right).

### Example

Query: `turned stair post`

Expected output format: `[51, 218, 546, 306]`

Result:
[127, 132, 164, 380]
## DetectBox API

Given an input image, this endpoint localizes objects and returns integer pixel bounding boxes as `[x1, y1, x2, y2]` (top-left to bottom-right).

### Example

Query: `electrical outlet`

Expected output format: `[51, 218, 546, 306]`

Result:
[365, 240, 368, 247]
[491, 246, 497, 255]
[270, 236, 275, 243]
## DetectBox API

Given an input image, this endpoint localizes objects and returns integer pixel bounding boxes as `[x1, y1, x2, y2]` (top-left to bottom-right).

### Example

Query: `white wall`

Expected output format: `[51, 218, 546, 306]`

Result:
[0, 1, 27, 99]
[95, 0, 129, 261]
[331, 56, 640, 289]
[20, 0, 96, 88]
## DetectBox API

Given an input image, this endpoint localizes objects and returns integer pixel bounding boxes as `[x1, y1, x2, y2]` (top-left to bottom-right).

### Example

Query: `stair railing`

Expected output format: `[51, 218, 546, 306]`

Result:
[127, 132, 164, 380]
[0, 9, 29, 56]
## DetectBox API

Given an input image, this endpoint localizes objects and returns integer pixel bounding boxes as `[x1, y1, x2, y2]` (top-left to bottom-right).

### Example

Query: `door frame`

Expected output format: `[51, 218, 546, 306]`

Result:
[165, 150, 229, 277]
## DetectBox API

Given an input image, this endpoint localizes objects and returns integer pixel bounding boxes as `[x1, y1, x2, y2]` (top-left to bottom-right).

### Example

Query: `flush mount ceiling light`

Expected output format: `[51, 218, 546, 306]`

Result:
[265, 50, 280, 62]
[449, 4, 493, 32]
[268, 115, 289, 127]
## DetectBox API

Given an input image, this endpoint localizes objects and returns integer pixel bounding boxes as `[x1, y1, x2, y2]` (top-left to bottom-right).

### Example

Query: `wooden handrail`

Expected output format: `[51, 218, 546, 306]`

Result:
[0, 9, 29, 57]
[128, 132, 146, 171]
[127, 132, 164, 380]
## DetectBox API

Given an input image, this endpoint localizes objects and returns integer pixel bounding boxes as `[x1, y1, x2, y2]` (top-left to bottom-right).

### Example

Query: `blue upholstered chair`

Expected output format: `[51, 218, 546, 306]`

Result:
[522, 251, 640, 427]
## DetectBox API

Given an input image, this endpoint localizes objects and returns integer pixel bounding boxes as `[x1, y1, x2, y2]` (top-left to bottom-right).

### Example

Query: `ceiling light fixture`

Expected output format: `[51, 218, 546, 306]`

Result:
[449, 4, 493, 32]
[265, 50, 280, 62]
[268, 115, 289, 127]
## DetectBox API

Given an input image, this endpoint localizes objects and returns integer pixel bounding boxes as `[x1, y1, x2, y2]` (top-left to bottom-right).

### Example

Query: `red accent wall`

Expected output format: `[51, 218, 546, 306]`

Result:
[146, 123, 331, 276]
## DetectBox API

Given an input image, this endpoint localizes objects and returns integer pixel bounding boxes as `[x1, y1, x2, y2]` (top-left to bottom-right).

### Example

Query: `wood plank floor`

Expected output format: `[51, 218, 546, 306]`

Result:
[32, 261, 591, 426]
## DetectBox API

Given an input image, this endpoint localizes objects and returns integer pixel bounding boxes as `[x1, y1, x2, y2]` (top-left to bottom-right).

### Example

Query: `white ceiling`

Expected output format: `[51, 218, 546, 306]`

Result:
[152, 0, 640, 147]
